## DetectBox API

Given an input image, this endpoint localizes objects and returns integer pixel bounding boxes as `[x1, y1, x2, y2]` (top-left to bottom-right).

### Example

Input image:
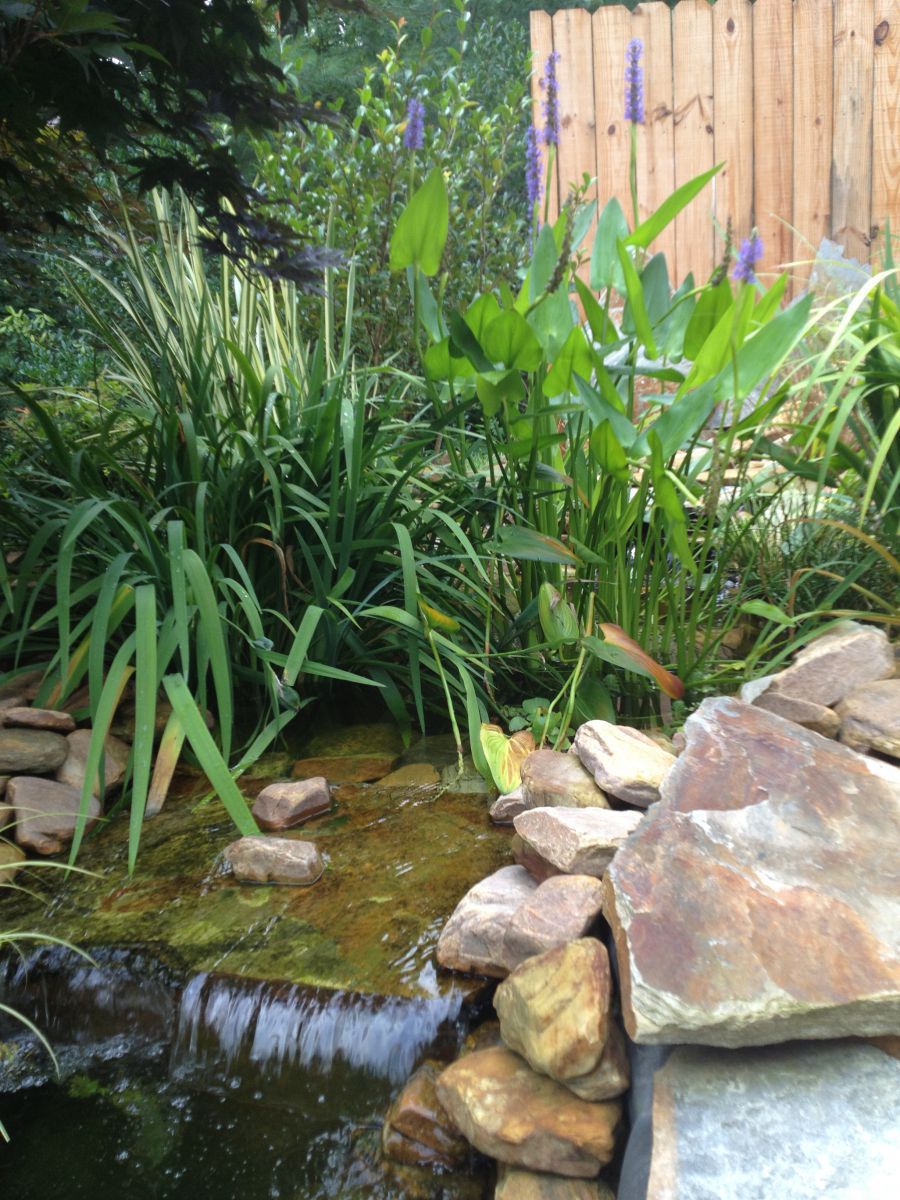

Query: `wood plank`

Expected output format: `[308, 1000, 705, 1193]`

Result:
[530, 10, 559, 227]
[672, 0, 716, 285]
[632, 2, 677, 280]
[592, 0, 636, 247]
[752, 0, 794, 282]
[552, 7, 598, 282]
[872, 2, 900, 260]
[793, 0, 835, 287]
[832, 0, 876, 262]
[712, 0, 754, 274]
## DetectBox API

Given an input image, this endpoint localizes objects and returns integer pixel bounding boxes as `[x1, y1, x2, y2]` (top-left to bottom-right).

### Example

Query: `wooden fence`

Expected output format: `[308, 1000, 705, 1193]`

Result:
[530, 1, 900, 289]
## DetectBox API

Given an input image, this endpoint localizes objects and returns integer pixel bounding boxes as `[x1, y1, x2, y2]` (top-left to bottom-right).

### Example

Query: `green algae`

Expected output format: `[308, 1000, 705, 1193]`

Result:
[0, 738, 510, 999]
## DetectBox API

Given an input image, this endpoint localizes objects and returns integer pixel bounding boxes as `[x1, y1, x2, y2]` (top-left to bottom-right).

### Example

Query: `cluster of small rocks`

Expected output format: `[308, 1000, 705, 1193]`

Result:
[380, 620, 900, 1198]
[0, 673, 131, 878]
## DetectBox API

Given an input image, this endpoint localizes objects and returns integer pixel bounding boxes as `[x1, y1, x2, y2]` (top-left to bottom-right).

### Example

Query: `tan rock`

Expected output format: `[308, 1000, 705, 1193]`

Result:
[513, 807, 643, 877]
[251, 777, 331, 830]
[0, 841, 26, 884]
[0, 728, 69, 775]
[0, 707, 76, 734]
[435, 1046, 620, 1177]
[382, 1062, 469, 1170]
[563, 1017, 630, 1102]
[223, 836, 324, 885]
[55, 729, 130, 797]
[461, 1021, 505, 1056]
[9, 776, 102, 855]
[491, 786, 527, 824]
[521, 750, 609, 810]
[495, 1165, 616, 1199]
[512, 832, 562, 883]
[494, 939, 611, 1081]
[606, 697, 900, 1046]
[836, 678, 900, 758]
[375, 763, 441, 789]
[571, 722, 675, 808]
[291, 753, 399, 783]
[751, 689, 841, 737]
[0, 799, 11, 831]
[768, 620, 895, 708]
[436, 866, 538, 977]
[501, 875, 604, 972]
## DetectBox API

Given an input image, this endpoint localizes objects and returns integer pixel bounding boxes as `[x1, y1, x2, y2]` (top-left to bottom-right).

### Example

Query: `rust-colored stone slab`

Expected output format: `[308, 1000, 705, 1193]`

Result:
[605, 697, 900, 1046]
[382, 1061, 468, 1170]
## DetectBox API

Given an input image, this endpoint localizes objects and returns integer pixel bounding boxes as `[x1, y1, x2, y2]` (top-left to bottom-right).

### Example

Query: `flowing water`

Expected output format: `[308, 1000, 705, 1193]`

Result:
[0, 730, 505, 1198]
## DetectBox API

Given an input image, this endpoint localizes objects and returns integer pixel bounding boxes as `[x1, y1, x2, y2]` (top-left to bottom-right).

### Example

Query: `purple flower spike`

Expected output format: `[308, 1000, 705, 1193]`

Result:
[403, 96, 425, 150]
[625, 38, 644, 124]
[732, 232, 764, 284]
[525, 123, 543, 214]
[540, 50, 561, 146]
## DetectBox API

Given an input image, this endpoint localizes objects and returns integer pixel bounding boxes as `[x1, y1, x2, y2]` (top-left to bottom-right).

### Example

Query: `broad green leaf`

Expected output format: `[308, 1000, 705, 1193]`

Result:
[590, 420, 630, 481]
[591, 197, 629, 292]
[418, 598, 460, 633]
[617, 239, 658, 358]
[683, 278, 733, 359]
[490, 527, 580, 564]
[585, 626, 684, 698]
[449, 311, 493, 371]
[482, 310, 543, 371]
[573, 675, 617, 725]
[479, 724, 535, 793]
[574, 278, 617, 345]
[545, 326, 594, 396]
[527, 286, 575, 359]
[739, 600, 796, 625]
[389, 167, 449, 277]
[626, 163, 722, 250]
[529, 223, 560, 301]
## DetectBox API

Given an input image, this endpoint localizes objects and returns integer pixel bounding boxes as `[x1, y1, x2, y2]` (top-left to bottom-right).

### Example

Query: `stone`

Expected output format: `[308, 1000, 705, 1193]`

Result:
[0, 774, 7, 798]
[513, 807, 643, 877]
[9, 776, 102, 855]
[223, 836, 324, 885]
[646, 1041, 900, 1200]
[0, 706, 76, 734]
[55, 729, 130, 797]
[836, 678, 900, 758]
[435, 1046, 620, 1177]
[520, 750, 609, 810]
[767, 620, 895, 708]
[440, 757, 492, 795]
[436, 866, 538, 977]
[0, 800, 11, 832]
[563, 1017, 630, 1103]
[0, 728, 69, 775]
[501, 875, 604, 973]
[512, 833, 562, 883]
[251, 777, 331, 830]
[571, 722, 676, 808]
[291, 753, 399, 784]
[0, 841, 26, 884]
[382, 1062, 469, 1170]
[605, 696, 900, 1046]
[750, 688, 842, 737]
[374, 763, 441, 789]
[495, 1166, 616, 1200]
[494, 939, 611, 1082]
[461, 1021, 505, 1056]
[491, 786, 527, 824]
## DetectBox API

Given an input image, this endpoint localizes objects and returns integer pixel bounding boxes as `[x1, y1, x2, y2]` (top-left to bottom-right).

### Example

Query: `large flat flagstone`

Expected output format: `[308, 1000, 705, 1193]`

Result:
[603, 697, 900, 1046]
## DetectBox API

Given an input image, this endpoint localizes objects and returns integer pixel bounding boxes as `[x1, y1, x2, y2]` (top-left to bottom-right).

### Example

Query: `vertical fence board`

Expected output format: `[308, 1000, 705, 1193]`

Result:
[833, 0, 876, 261]
[712, 0, 754, 270]
[633, 2, 677, 276]
[552, 7, 598, 281]
[592, 3, 636, 238]
[753, 0, 794, 279]
[530, 10, 559, 227]
[872, 6, 900, 255]
[793, 0, 834, 286]
[672, 0, 716, 284]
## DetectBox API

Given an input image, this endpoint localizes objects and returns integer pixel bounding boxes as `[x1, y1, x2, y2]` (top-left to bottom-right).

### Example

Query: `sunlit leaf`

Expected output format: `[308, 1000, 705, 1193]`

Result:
[479, 724, 536, 793]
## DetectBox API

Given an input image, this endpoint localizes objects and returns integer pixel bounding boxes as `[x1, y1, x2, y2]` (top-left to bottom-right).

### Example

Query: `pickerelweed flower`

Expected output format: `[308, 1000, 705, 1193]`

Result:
[525, 123, 543, 213]
[403, 96, 425, 150]
[540, 50, 561, 146]
[624, 38, 644, 124]
[732, 231, 764, 284]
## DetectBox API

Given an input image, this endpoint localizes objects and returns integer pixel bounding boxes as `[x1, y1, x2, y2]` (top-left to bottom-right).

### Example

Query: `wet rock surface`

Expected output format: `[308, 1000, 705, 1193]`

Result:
[251, 777, 331, 830]
[646, 1041, 900, 1200]
[381, 1061, 469, 1170]
[0, 707, 76, 734]
[494, 939, 611, 1083]
[495, 1165, 616, 1199]
[223, 836, 325, 886]
[571, 723, 675, 808]
[9, 776, 102, 855]
[490, 787, 526, 825]
[436, 866, 538, 978]
[520, 751, 609, 810]
[605, 697, 900, 1046]
[0, 728, 69, 775]
[436, 1045, 620, 1177]
[513, 807, 642, 877]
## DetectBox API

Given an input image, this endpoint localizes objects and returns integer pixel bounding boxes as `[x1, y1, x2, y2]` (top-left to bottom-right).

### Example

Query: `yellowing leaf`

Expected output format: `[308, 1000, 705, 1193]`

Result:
[589, 623, 685, 699]
[479, 723, 535, 793]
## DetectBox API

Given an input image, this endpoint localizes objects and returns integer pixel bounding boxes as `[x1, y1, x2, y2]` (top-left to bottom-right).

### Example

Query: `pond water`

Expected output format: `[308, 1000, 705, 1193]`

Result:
[0, 730, 506, 1198]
